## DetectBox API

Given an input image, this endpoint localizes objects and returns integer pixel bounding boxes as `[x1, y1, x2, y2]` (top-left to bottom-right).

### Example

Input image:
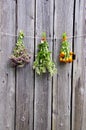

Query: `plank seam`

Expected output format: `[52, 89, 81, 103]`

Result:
[33, 0, 36, 129]
[51, 0, 55, 130]
[14, 0, 18, 130]
[70, 0, 76, 130]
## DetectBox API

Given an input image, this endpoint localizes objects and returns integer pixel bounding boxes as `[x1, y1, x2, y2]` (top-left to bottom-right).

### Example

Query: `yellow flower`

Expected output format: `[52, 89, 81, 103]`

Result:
[70, 52, 74, 55]
[60, 57, 63, 62]
[60, 52, 65, 57]
[68, 56, 73, 63]
[62, 36, 67, 41]
[66, 58, 69, 63]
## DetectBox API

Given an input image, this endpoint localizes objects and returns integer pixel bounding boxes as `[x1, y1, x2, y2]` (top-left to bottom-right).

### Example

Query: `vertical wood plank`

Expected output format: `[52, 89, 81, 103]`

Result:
[16, 0, 34, 130]
[0, 0, 16, 130]
[34, 0, 54, 130]
[72, 0, 85, 130]
[52, 0, 74, 130]
[82, 1, 86, 130]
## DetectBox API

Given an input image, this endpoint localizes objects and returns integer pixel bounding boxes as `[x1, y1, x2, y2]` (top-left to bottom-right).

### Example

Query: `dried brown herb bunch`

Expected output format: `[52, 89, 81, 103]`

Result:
[10, 31, 31, 67]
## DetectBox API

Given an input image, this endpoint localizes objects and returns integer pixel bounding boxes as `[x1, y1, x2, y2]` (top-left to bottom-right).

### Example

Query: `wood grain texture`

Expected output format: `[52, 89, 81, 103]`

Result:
[52, 0, 74, 130]
[82, 1, 86, 130]
[16, 0, 34, 130]
[0, 0, 16, 130]
[34, 0, 54, 130]
[72, 0, 85, 130]
[0, 0, 86, 130]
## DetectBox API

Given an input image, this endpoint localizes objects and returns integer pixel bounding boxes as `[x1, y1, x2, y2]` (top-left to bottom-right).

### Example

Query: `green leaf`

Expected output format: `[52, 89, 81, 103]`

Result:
[33, 32, 57, 76]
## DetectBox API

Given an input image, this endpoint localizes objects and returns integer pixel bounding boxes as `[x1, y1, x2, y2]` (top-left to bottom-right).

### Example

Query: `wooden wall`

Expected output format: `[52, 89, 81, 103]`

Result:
[0, 0, 85, 130]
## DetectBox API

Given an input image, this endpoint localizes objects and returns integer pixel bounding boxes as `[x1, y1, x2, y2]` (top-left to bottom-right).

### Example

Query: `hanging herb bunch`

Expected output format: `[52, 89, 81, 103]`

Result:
[33, 32, 57, 76]
[59, 33, 76, 63]
[10, 31, 31, 67]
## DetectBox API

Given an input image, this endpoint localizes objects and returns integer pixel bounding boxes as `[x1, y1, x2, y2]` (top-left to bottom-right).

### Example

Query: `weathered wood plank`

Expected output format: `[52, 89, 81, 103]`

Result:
[72, 0, 85, 130]
[34, 0, 54, 130]
[52, 0, 74, 130]
[82, 1, 86, 130]
[0, 1, 16, 130]
[16, 0, 34, 130]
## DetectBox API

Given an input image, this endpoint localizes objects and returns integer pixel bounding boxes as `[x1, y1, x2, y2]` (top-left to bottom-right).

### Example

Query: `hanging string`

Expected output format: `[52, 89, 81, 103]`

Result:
[0, 31, 86, 40]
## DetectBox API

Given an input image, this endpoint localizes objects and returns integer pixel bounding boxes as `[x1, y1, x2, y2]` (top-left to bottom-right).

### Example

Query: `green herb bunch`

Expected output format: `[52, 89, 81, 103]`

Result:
[33, 32, 57, 76]
[10, 31, 31, 67]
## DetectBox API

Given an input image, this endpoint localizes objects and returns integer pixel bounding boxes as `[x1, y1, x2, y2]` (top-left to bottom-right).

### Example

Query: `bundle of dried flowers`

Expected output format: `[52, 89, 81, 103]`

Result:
[10, 31, 31, 67]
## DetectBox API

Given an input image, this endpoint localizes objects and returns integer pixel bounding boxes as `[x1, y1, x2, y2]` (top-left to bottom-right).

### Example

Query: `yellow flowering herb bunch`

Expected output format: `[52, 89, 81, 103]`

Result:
[59, 33, 76, 63]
